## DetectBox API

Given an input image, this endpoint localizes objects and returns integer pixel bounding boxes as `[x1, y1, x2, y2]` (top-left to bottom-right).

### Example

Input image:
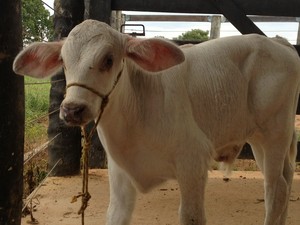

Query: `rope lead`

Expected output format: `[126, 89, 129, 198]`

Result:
[69, 66, 123, 225]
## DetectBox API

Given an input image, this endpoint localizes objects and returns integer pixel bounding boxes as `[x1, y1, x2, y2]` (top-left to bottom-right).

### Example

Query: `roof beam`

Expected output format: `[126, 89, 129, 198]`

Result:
[112, 0, 300, 17]
[125, 15, 299, 23]
[125, 15, 212, 22]
[210, 0, 265, 35]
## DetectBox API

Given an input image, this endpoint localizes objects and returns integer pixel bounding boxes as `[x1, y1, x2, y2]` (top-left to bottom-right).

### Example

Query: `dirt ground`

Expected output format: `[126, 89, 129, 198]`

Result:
[22, 169, 300, 225]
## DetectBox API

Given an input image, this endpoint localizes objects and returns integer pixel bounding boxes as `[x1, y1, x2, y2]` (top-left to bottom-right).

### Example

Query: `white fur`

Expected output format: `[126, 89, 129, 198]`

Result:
[13, 20, 300, 225]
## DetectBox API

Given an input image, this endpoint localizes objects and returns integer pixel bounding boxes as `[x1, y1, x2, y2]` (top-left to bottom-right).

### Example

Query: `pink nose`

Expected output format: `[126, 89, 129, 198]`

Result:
[60, 104, 85, 125]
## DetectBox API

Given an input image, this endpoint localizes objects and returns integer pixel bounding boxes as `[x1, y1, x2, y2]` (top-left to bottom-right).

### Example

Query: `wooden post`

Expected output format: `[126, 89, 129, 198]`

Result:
[84, 0, 111, 24]
[47, 0, 84, 176]
[117, 11, 125, 30]
[0, 0, 24, 224]
[83, 0, 112, 168]
[111, 11, 117, 29]
[111, 11, 123, 31]
[210, 15, 221, 39]
[297, 18, 300, 44]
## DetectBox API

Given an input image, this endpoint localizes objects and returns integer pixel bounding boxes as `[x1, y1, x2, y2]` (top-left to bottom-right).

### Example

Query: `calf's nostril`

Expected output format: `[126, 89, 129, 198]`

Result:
[72, 106, 84, 115]
[61, 104, 85, 123]
[62, 105, 84, 114]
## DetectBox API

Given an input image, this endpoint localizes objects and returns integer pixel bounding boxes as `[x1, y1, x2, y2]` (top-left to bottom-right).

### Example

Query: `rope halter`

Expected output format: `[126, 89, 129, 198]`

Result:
[65, 66, 123, 126]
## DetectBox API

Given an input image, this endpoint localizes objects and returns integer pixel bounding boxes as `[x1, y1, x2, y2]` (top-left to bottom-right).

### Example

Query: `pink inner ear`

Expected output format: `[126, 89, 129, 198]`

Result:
[44, 54, 62, 71]
[13, 41, 64, 78]
[19, 51, 61, 74]
[126, 38, 185, 72]
[150, 43, 182, 70]
[22, 52, 37, 68]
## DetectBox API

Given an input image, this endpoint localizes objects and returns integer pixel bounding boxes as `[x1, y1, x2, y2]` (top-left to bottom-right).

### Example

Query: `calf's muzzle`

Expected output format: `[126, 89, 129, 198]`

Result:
[60, 103, 85, 125]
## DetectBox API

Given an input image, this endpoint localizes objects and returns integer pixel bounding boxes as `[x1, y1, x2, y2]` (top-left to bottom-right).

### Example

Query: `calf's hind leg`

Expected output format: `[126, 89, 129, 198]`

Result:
[257, 130, 296, 225]
[277, 130, 297, 225]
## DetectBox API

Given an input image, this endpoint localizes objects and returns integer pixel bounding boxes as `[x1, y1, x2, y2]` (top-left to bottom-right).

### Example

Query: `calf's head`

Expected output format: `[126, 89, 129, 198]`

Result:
[13, 20, 184, 126]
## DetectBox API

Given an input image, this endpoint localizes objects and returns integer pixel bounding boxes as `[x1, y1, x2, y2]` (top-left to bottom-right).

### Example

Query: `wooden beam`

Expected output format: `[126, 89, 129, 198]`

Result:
[125, 15, 212, 22]
[112, 0, 300, 17]
[209, 0, 265, 35]
[125, 15, 299, 23]
[248, 16, 298, 23]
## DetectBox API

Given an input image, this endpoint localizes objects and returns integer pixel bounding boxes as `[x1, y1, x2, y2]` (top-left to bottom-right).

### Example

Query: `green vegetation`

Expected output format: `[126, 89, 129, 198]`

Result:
[21, 0, 54, 199]
[174, 29, 209, 41]
[24, 77, 50, 199]
[22, 0, 54, 45]
[25, 77, 50, 148]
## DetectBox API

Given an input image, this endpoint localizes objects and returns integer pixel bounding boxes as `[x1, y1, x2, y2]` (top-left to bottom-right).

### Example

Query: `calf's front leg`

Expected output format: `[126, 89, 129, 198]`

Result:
[176, 155, 208, 225]
[106, 158, 136, 225]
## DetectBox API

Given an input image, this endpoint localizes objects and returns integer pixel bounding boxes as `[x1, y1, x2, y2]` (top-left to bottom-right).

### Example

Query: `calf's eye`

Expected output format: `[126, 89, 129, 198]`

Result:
[101, 54, 114, 71]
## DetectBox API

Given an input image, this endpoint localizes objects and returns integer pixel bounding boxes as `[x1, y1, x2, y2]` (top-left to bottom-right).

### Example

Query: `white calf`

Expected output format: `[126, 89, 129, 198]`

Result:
[13, 20, 300, 225]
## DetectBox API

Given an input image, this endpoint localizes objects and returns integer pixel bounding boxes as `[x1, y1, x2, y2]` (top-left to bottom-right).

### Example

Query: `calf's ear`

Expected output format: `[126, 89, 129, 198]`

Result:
[13, 42, 63, 78]
[125, 37, 185, 72]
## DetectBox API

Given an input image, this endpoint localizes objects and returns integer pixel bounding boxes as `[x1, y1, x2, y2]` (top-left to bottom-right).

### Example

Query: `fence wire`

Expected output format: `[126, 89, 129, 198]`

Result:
[22, 158, 62, 212]
[25, 79, 65, 85]
[24, 133, 61, 165]
[41, 0, 54, 12]
[26, 108, 60, 125]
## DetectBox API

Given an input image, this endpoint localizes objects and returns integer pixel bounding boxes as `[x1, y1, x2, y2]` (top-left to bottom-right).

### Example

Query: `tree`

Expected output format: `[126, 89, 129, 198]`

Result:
[0, 0, 24, 224]
[174, 29, 209, 41]
[22, 0, 54, 45]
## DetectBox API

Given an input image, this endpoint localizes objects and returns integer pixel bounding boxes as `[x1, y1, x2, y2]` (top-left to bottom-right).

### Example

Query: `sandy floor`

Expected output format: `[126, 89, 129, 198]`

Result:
[22, 169, 300, 225]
